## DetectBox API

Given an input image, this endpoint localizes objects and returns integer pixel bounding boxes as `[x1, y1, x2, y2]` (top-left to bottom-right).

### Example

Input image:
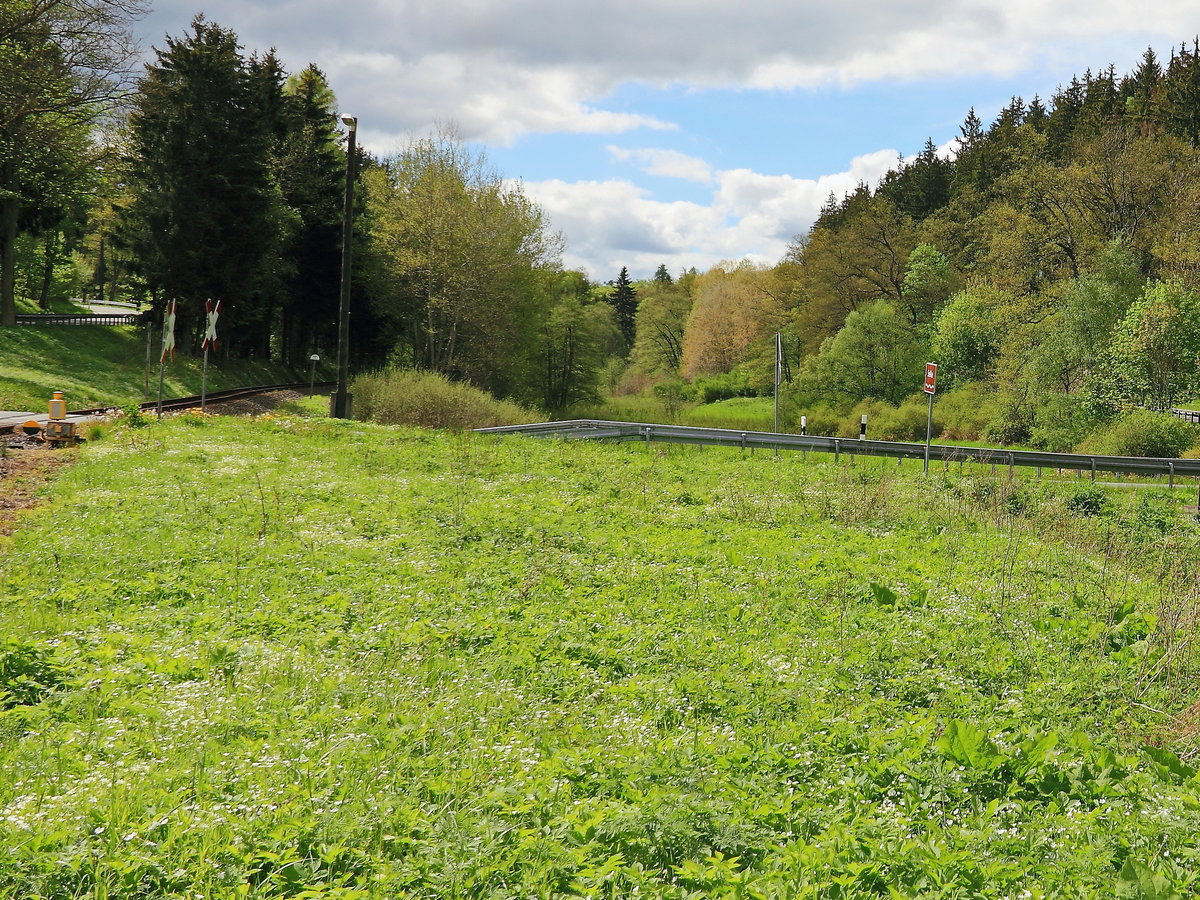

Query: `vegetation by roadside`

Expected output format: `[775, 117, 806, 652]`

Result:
[0, 415, 1197, 897]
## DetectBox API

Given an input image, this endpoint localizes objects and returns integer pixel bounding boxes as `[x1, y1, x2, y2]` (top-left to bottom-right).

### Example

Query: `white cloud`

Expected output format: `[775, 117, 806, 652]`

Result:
[607, 147, 714, 183]
[524, 149, 899, 279]
[140, 0, 1200, 146]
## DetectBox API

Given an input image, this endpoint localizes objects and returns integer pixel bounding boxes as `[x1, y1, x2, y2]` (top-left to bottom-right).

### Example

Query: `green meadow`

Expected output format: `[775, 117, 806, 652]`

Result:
[1, 415, 1198, 898]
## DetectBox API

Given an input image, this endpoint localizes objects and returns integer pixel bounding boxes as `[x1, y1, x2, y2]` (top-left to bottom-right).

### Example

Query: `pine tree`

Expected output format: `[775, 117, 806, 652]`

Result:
[1046, 77, 1085, 159]
[653, 263, 673, 285]
[1163, 39, 1200, 145]
[124, 16, 286, 356]
[607, 266, 638, 350]
[1122, 47, 1163, 136]
[275, 64, 346, 364]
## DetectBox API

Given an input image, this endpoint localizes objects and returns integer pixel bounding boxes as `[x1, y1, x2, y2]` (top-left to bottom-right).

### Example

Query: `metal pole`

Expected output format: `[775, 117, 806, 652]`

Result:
[200, 346, 208, 411]
[156, 357, 165, 419]
[331, 117, 357, 418]
[144, 323, 152, 396]
[773, 332, 781, 434]
[923, 391, 933, 474]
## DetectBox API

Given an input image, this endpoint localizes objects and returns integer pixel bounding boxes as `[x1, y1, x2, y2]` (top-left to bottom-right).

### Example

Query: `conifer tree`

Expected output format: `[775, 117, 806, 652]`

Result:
[607, 266, 638, 350]
[124, 16, 284, 355]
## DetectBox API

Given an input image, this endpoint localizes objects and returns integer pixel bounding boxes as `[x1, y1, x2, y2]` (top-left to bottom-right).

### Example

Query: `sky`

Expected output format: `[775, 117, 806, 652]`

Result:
[136, 1, 1200, 282]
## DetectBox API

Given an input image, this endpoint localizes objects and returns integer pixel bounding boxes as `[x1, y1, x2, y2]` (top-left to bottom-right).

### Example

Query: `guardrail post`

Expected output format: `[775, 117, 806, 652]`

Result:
[1090, 458, 1096, 482]
[644, 426, 652, 449]
[740, 432, 747, 453]
[834, 439, 840, 464]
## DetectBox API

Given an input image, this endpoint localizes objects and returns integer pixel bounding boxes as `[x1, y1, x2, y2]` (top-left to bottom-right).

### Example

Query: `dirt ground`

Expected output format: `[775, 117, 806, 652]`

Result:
[0, 445, 73, 538]
[0, 390, 307, 537]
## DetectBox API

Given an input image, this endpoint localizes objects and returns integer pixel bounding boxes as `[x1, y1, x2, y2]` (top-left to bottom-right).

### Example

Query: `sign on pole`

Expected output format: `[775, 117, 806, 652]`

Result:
[202, 300, 220, 351]
[157, 300, 177, 418]
[923, 362, 938, 395]
[160, 300, 177, 362]
[200, 300, 220, 411]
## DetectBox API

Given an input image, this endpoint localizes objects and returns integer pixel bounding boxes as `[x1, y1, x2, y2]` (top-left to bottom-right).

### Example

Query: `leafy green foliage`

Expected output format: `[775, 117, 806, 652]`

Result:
[0, 418, 1198, 896]
[0, 639, 65, 708]
[351, 367, 538, 428]
[1082, 410, 1198, 458]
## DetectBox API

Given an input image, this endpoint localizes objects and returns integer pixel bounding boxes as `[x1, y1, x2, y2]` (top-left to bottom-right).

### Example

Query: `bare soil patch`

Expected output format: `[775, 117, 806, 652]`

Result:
[0, 445, 74, 538]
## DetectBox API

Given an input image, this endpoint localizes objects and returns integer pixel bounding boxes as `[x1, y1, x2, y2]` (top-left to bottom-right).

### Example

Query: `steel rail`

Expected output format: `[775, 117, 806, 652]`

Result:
[71, 382, 337, 417]
[476, 419, 1200, 479]
[1, 383, 335, 436]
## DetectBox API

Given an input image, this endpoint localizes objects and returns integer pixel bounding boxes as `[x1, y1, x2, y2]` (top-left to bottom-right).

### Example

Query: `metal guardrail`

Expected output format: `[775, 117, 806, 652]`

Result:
[476, 419, 1200, 481]
[15, 312, 150, 326]
[1171, 408, 1200, 424]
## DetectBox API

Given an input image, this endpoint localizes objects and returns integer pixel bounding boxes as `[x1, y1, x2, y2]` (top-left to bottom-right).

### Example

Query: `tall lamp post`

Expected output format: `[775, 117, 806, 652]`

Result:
[331, 114, 357, 418]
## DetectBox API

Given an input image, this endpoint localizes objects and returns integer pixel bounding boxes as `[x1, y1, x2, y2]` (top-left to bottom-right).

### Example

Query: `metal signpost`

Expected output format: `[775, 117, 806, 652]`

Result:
[200, 299, 220, 411]
[923, 362, 937, 474]
[773, 332, 782, 433]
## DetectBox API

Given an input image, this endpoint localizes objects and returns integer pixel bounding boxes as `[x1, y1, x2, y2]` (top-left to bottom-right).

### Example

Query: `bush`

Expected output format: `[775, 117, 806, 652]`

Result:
[352, 369, 540, 430]
[931, 383, 997, 442]
[1030, 394, 1101, 453]
[1080, 410, 1197, 458]
[790, 403, 844, 437]
[835, 396, 936, 442]
[690, 372, 757, 404]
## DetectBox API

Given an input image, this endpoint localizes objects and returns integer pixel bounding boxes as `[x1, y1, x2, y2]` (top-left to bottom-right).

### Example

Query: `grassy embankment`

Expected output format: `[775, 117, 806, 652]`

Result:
[1, 414, 1198, 897]
[0, 326, 320, 412]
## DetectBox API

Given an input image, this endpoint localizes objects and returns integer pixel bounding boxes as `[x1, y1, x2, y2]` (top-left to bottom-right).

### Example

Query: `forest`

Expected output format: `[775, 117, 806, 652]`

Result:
[7, 1, 1200, 451]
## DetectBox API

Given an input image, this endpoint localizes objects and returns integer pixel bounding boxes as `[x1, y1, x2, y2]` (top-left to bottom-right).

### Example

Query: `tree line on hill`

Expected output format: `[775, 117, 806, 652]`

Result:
[7, 3, 1200, 447]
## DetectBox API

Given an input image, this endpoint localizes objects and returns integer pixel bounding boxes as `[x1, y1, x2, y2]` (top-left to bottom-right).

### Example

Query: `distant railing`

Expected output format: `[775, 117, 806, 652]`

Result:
[477, 419, 1200, 482]
[1171, 407, 1200, 424]
[14, 312, 150, 326]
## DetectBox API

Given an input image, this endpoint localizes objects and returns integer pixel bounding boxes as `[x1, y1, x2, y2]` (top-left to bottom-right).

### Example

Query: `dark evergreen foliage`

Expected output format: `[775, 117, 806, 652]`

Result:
[607, 266, 638, 349]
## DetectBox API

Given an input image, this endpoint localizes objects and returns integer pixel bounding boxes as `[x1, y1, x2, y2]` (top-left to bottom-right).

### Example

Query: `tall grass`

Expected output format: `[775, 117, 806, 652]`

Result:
[352, 367, 539, 429]
[0, 419, 1198, 895]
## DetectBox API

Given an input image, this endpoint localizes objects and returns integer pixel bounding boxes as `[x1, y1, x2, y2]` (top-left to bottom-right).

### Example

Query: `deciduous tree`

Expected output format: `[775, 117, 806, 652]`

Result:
[0, 0, 144, 323]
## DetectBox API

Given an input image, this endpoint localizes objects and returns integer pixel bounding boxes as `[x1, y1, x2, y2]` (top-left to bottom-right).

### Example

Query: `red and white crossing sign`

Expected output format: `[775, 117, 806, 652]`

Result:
[923, 362, 938, 394]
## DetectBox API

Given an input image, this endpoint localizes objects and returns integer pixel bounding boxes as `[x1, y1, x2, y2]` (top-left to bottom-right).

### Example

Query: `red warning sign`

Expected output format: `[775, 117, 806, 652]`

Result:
[923, 362, 938, 394]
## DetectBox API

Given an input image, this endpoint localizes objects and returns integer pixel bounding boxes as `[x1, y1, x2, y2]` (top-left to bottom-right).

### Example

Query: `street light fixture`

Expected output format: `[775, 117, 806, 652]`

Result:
[331, 115, 358, 418]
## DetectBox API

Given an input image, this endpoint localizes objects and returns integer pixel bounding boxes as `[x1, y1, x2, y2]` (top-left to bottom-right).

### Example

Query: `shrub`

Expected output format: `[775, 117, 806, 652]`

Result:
[790, 403, 844, 437]
[690, 372, 757, 404]
[352, 369, 540, 430]
[936, 382, 999, 442]
[1064, 484, 1110, 516]
[835, 396, 937, 442]
[1080, 410, 1197, 458]
[1029, 394, 1101, 453]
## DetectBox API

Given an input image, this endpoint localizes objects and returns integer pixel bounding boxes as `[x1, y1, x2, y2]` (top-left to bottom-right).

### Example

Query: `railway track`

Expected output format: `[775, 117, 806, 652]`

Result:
[70, 382, 336, 417]
[1, 382, 335, 436]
